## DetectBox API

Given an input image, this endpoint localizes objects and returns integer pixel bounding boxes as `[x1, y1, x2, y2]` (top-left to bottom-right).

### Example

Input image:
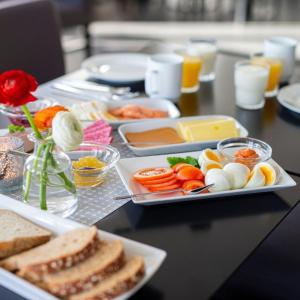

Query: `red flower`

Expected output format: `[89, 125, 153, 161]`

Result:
[0, 70, 38, 107]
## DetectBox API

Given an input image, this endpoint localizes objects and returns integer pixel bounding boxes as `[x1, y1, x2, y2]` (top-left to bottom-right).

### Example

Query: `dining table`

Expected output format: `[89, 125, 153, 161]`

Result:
[1, 51, 300, 300]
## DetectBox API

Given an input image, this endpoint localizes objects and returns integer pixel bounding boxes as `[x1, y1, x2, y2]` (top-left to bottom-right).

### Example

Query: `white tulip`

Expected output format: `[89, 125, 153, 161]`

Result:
[52, 111, 83, 151]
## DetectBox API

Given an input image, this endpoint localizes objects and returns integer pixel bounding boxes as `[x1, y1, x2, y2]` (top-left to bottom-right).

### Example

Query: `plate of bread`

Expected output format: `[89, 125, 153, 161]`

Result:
[0, 195, 166, 300]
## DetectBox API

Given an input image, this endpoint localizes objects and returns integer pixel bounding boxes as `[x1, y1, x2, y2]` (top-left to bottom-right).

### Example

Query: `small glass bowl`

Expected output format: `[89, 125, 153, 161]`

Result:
[217, 137, 272, 169]
[0, 99, 54, 127]
[68, 142, 120, 188]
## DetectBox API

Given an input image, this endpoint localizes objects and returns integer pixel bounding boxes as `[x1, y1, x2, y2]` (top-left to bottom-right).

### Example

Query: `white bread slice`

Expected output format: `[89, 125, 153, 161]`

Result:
[0, 210, 52, 259]
[42, 240, 124, 297]
[1, 226, 99, 282]
[69, 256, 145, 300]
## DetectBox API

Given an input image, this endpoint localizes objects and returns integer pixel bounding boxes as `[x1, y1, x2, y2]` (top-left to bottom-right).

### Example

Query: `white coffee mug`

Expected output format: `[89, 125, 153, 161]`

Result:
[145, 54, 183, 101]
[264, 36, 297, 83]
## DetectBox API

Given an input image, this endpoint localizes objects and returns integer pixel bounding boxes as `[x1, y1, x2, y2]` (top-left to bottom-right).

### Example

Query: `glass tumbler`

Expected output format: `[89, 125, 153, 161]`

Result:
[234, 60, 269, 110]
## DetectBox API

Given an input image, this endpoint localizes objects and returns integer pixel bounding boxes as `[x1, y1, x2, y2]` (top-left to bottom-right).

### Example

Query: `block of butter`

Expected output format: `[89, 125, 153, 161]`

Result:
[177, 118, 239, 142]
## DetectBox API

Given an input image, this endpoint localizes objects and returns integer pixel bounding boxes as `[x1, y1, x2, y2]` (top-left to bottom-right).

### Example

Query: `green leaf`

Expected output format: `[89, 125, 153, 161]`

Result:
[167, 156, 199, 168]
[8, 124, 25, 133]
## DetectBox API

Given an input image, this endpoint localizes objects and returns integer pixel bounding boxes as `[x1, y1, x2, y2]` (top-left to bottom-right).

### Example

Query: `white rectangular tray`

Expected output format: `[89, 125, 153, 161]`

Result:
[36, 88, 181, 128]
[0, 196, 166, 300]
[115, 150, 296, 206]
[118, 115, 248, 156]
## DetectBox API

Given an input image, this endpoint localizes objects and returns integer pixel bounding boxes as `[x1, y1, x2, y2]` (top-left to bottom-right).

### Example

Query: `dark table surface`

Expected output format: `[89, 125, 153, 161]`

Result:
[1, 53, 300, 300]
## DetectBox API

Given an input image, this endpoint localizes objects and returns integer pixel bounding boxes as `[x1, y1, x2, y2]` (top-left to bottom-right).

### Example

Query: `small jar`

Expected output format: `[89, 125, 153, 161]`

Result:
[0, 136, 24, 192]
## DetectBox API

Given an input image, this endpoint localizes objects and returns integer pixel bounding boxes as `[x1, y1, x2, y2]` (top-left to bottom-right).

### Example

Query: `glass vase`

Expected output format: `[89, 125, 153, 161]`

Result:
[23, 136, 78, 218]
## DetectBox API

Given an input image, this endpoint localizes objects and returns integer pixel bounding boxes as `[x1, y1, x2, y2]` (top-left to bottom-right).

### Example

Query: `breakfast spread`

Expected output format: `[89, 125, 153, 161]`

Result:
[125, 127, 185, 147]
[132, 148, 277, 194]
[0, 211, 145, 299]
[71, 101, 168, 121]
[124, 117, 240, 148]
[177, 118, 239, 142]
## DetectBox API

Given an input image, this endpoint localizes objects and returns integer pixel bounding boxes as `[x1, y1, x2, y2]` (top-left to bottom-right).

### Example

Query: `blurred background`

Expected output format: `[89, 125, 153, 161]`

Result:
[56, 0, 300, 72]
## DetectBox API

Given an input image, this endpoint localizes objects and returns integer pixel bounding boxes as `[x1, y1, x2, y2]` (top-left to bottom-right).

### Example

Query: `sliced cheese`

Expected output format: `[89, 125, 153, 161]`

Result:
[177, 118, 239, 142]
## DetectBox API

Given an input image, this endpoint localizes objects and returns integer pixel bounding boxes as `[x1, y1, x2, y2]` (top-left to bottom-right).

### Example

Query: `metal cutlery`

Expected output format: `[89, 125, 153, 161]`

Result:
[59, 80, 131, 95]
[51, 82, 139, 101]
[113, 184, 214, 201]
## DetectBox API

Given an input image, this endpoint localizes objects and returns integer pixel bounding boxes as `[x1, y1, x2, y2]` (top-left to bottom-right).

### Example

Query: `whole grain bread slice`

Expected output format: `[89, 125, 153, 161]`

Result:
[0, 210, 52, 259]
[1, 226, 99, 282]
[42, 240, 124, 297]
[69, 256, 145, 300]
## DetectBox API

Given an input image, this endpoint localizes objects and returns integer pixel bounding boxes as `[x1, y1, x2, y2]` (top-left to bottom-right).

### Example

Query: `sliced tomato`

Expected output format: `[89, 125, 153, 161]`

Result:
[182, 180, 208, 192]
[176, 166, 204, 181]
[148, 183, 181, 192]
[133, 167, 174, 182]
[172, 163, 193, 173]
[140, 174, 176, 185]
[142, 178, 179, 188]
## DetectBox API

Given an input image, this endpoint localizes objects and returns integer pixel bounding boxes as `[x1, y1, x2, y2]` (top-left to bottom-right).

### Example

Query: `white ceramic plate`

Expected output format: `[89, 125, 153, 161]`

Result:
[278, 84, 300, 114]
[80, 98, 181, 129]
[115, 150, 296, 206]
[0, 195, 166, 300]
[118, 115, 248, 156]
[81, 53, 149, 83]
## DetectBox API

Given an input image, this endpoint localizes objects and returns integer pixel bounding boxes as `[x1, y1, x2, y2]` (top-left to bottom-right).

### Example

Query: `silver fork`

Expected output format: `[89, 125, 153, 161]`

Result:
[113, 184, 214, 201]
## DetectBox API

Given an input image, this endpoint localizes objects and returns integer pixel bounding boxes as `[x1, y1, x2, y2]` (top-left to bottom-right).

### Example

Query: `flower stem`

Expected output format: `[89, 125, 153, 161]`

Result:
[48, 153, 76, 194]
[21, 105, 42, 140]
[23, 143, 44, 202]
[40, 143, 52, 210]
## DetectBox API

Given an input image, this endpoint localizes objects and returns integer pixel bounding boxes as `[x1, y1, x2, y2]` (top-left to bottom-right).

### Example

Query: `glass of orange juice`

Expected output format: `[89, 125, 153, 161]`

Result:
[251, 54, 282, 97]
[176, 49, 202, 93]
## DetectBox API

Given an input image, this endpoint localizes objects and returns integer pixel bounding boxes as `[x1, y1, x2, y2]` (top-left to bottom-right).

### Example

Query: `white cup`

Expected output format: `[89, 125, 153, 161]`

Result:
[264, 37, 297, 83]
[145, 54, 183, 101]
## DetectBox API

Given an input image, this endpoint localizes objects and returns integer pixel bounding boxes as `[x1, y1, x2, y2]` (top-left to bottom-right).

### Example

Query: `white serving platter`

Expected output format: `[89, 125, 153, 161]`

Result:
[278, 83, 300, 114]
[81, 53, 149, 83]
[80, 98, 180, 129]
[115, 150, 296, 206]
[0, 195, 166, 300]
[118, 115, 248, 156]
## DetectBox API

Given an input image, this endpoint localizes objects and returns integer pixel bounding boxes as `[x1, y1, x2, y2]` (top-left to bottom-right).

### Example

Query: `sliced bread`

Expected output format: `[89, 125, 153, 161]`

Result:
[1, 226, 99, 282]
[42, 240, 124, 297]
[69, 256, 145, 300]
[0, 210, 52, 259]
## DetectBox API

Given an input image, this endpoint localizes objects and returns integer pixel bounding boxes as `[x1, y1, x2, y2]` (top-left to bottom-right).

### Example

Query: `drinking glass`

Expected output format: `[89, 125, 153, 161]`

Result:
[264, 37, 297, 83]
[251, 54, 282, 97]
[188, 39, 217, 82]
[176, 49, 202, 93]
[234, 61, 269, 110]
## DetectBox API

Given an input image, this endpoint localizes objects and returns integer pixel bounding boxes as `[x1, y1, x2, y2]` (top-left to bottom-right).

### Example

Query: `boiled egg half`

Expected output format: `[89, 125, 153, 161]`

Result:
[198, 148, 221, 166]
[253, 162, 277, 186]
[223, 163, 250, 189]
[205, 169, 231, 192]
[244, 167, 265, 188]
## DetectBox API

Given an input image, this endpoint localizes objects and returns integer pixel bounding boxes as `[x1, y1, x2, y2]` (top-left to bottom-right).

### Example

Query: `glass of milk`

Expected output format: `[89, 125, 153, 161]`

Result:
[188, 39, 217, 82]
[235, 61, 269, 110]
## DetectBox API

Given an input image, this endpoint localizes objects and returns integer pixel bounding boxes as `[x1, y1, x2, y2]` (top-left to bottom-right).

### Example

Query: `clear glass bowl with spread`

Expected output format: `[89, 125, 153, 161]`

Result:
[0, 99, 53, 127]
[68, 142, 120, 188]
[217, 137, 272, 169]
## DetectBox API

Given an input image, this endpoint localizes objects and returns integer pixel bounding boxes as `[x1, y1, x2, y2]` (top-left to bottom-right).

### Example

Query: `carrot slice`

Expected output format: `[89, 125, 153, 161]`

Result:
[148, 183, 181, 192]
[182, 180, 208, 192]
[133, 167, 174, 182]
[172, 163, 193, 173]
[176, 166, 204, 181]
